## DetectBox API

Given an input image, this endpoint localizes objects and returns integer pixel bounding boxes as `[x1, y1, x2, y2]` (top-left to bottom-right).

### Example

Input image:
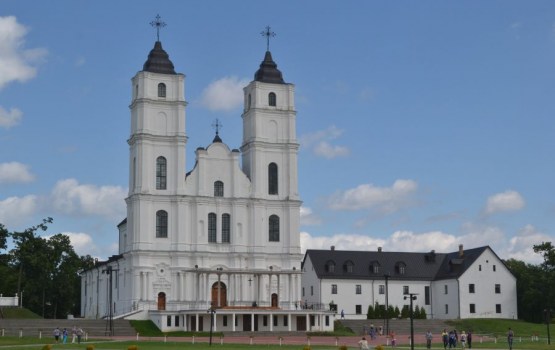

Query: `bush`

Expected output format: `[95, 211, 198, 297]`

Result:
[86, 345, 95, 350]
[128, 346, 138, 350]
[338, 345, 348, 350]
[375, 345, 385, 350]
[41, 345, 52, 350]
[302, 346, 311, 350]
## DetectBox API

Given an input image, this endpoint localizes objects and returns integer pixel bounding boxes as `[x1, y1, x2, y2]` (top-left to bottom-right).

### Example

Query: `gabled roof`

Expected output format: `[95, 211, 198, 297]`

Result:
[303, 246, 490, 281]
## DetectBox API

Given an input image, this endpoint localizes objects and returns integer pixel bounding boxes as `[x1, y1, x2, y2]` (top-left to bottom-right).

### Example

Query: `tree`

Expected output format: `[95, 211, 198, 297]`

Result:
[367, 304, 375, 319]
[401, 304, 410, 318]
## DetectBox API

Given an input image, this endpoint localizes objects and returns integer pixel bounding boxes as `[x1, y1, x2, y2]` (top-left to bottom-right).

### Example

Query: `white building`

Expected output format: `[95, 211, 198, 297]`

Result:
[80, 36, 334, 332]
[302, 245, 517, 320]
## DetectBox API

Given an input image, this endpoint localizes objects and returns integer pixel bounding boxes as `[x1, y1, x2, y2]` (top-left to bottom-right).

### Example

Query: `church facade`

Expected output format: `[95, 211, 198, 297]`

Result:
[80, 37, 334, 332]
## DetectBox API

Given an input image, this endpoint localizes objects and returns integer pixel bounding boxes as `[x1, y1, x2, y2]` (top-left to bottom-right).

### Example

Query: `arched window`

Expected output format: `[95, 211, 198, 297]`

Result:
[222, 214, 230, 243]
[156, 210, 168, 238]
[268, 163, 278, 195]
[208, 213, 217, 243]
[214, 181, 224, 197]
[325, 260, 336, 273]
[156, 156, 167, 190]
[158, 83, 166, 97]
[269, 215, 280, 242]
[343, 260, 355, 273]
[268, 92, 276, 106]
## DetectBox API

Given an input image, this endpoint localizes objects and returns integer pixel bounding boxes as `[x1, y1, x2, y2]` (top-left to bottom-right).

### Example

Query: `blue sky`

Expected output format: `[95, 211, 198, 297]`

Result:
[1, 1, 553, 263]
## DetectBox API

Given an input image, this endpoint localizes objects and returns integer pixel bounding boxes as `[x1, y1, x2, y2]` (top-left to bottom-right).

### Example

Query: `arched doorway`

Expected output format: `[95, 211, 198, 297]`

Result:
[271, 293, 278, 308]
[211, 281, 227, 307]
[157, 292, 166, 311]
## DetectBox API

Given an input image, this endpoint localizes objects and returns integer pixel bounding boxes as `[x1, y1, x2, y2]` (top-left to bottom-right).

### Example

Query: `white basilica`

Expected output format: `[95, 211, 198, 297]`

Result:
[80, 35, 334, 332]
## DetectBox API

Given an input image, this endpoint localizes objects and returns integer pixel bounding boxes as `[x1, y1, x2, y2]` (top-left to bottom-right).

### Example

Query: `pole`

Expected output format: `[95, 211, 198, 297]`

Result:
[404, 293, 418, 350]
[384, 273, 390, 336]
[546, 309, 551, 345]
[208, 307, 215, 346]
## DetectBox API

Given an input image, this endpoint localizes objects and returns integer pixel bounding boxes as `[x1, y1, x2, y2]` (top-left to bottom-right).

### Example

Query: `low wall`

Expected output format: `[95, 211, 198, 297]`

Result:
[0, 295, 19, 307]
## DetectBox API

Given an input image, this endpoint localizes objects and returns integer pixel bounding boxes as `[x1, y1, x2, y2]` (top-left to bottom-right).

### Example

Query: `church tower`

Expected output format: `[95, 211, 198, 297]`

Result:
[124, 40, 187, 252]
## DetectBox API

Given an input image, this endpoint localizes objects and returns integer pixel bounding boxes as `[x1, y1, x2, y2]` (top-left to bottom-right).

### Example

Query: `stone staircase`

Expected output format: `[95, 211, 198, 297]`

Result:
[340, 318, 452, 336]
[0, 318, 137, 337]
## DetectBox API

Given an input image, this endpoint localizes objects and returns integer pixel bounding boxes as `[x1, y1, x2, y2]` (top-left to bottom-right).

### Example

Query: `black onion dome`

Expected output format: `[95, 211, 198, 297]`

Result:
[143, 41, 176, 74]
[254, 51, 285, 84]
[212, 133, 222, 143]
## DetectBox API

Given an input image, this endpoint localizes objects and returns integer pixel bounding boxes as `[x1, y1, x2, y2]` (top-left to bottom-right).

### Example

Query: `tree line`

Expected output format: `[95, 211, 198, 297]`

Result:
[0, 218, 95, 319]
[0, 218, 553, 322]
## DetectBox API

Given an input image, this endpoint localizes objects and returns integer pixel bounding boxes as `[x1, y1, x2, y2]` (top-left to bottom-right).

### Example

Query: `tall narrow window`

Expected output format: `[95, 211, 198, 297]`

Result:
[156, 210, 168, 238]
[248, 94, 252, 110]
[268, 163, 278, 195]
[269, 215, 280, 242]
[156, 157, 167, 190]
[268, 92, 276, 106]
[158, 83, 166, 97]
[214, 181, 224, 197]
[424, 286, 430, 305]
[222, 214, 230, 243]
[208, 213, 217, 243]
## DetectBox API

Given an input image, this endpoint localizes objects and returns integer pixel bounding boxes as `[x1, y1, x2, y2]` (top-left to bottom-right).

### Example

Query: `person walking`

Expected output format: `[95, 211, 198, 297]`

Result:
[62, 328, 68, 344]
[442, 329, 449, 350]
[507, 328, 514, 350]
[341, 309, 345, 319]
[467, 330, 472, 349]
[425, 330, 433, 349]
[76, 327, 84, 344]
[53, 327, 60, 343]
[71, 326, 77, 343]
[460, 330, 467, 349]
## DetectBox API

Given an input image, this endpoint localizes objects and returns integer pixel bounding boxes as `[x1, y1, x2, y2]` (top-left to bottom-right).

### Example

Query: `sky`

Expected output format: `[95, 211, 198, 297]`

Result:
[1, 1, 554, 264]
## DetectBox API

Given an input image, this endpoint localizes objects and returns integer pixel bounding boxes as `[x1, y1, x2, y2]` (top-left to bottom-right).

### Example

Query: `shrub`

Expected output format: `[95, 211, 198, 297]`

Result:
[41, 345, 52, 350]
[303, 346, 311, 350]
[338, 345, 348, 350]
[128, 346, 138, 350]
[375, 345, 385, 350]
[86, 345, 95, 350]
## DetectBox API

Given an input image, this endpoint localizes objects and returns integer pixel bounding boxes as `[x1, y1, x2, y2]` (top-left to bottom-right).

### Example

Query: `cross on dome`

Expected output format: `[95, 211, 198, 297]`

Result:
[150, 14, 166, 42]
[260, 25, 276, 52]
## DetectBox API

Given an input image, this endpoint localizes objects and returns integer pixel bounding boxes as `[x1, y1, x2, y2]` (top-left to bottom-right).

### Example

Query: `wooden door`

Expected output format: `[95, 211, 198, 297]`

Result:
[211, 282, 227, 307]
[157, 292, 166, 310]
[271, 293, 278, 307]
[296, 316, 306, 331]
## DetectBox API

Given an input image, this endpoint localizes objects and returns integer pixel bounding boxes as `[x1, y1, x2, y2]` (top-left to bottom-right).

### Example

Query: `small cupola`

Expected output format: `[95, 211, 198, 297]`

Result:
[143, 41, 176, 74]
[254, 51, 285, 84]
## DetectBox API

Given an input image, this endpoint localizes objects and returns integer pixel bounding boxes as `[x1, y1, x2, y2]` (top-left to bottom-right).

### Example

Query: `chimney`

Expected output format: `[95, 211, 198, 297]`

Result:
[378, 247, 382, 252]
[459, 244, 464, 257]
[331, 245, 335, 251]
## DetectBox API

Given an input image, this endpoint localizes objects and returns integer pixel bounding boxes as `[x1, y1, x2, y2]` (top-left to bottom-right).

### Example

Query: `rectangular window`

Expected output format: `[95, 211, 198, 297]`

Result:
[175, 315, 180, 327]
[444, 285, 448, 294]
[479, 264, 482, 271]
[469, 284, 475, 293]
[496, 304, 502, 313]
[403, 285, 409, 295]
[273, 315, 278, 327]
[325, 315, 329, 326]
[311, 286, 314, 296]
[235, 316, 238, 327]
[445, 304, 449, 314]
[167, 315, 171, 327]
[302, 287, 305, 297]
[283, 315, 288, 327]
[495, 284, 501, 293]
[493, 265, 496, 272]
[356, 285, 362, 294]
[310, 315, 315, 326]
[356, 305, 362, 314]
[332, 284, 338, 294]
[263, 315, 268, 327]
[470, 304, 476, 313]
[379, 285, 385, 294]
[223, 315, 228, 327]
[208, 213, 217, 243]
[222, 214, 230, 243]
[424, 286, 430, 305]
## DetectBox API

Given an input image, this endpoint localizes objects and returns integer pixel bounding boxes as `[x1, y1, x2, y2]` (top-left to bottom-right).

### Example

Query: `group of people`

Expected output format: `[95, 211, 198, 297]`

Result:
[53, 326, 84, 344]
[439, 329, 471, 349]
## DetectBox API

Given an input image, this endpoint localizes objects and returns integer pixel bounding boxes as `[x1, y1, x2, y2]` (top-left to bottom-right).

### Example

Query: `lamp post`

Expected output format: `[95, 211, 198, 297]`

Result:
[404, 293, 418, 350]
[384, 273, 390, 336]
[545, 308, 552, 345]
[208, 306, 216, 346]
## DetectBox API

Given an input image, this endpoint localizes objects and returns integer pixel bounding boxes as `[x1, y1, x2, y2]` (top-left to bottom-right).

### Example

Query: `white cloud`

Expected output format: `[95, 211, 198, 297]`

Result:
[485, 190, 525, 214]
[0, 161, 35, 183]
[50, 179, 126, 219]
[61, 232, 97, 256]
[199, 76, 249, 111]
[300, 125, 350, 159]
[300, 206, 321, 226]
[505, 225, 552, 264]
[0, 195, 38, 226]
[300, 231, 386, 254]
[329, 179, 418, 213]
[0, 16, 47, 89]
[0, 106, 22, 128]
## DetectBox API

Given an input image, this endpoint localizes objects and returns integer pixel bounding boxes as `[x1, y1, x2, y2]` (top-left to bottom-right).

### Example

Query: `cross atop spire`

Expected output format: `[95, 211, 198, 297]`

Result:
[150, 14, 166, 42]
[211, 119, 223, 143]
[260, 26, 276, 52]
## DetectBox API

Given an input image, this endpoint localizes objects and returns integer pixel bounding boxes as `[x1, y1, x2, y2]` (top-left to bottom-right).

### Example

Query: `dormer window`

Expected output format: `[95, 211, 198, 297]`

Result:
[325, 260, 336, 273]
[370, 261, 380, 274]
[268, 92, 276, 106]
[158, 83, 166, 97]
[343, 260, 354, 273]
[395, 261, 406, 275]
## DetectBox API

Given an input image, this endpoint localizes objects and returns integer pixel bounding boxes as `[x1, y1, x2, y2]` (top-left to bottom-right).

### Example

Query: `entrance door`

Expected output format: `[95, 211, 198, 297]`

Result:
[190, 316, 196, 331]
[211, 281, 227, 307]
[243, 314, 251, 331]
[296, 316, 306, 331]
[271, 293, 278, 308]
[157, 292, 166, 311]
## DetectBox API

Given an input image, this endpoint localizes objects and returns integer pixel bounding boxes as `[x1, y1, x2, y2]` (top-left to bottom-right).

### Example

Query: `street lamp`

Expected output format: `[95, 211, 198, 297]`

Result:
[545, 308, 552, 345]
[384, 273, 390, 336]
[207, 306, 216, 346]
[404, 293, 418, 350]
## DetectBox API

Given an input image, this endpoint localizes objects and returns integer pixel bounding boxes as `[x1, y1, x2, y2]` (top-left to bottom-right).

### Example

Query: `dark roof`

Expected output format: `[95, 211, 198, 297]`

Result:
[304, 246, 490, 281]
[212, 133, 223, 143]
[143, 41, 176, 74]
[254, 51, 285, 84]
